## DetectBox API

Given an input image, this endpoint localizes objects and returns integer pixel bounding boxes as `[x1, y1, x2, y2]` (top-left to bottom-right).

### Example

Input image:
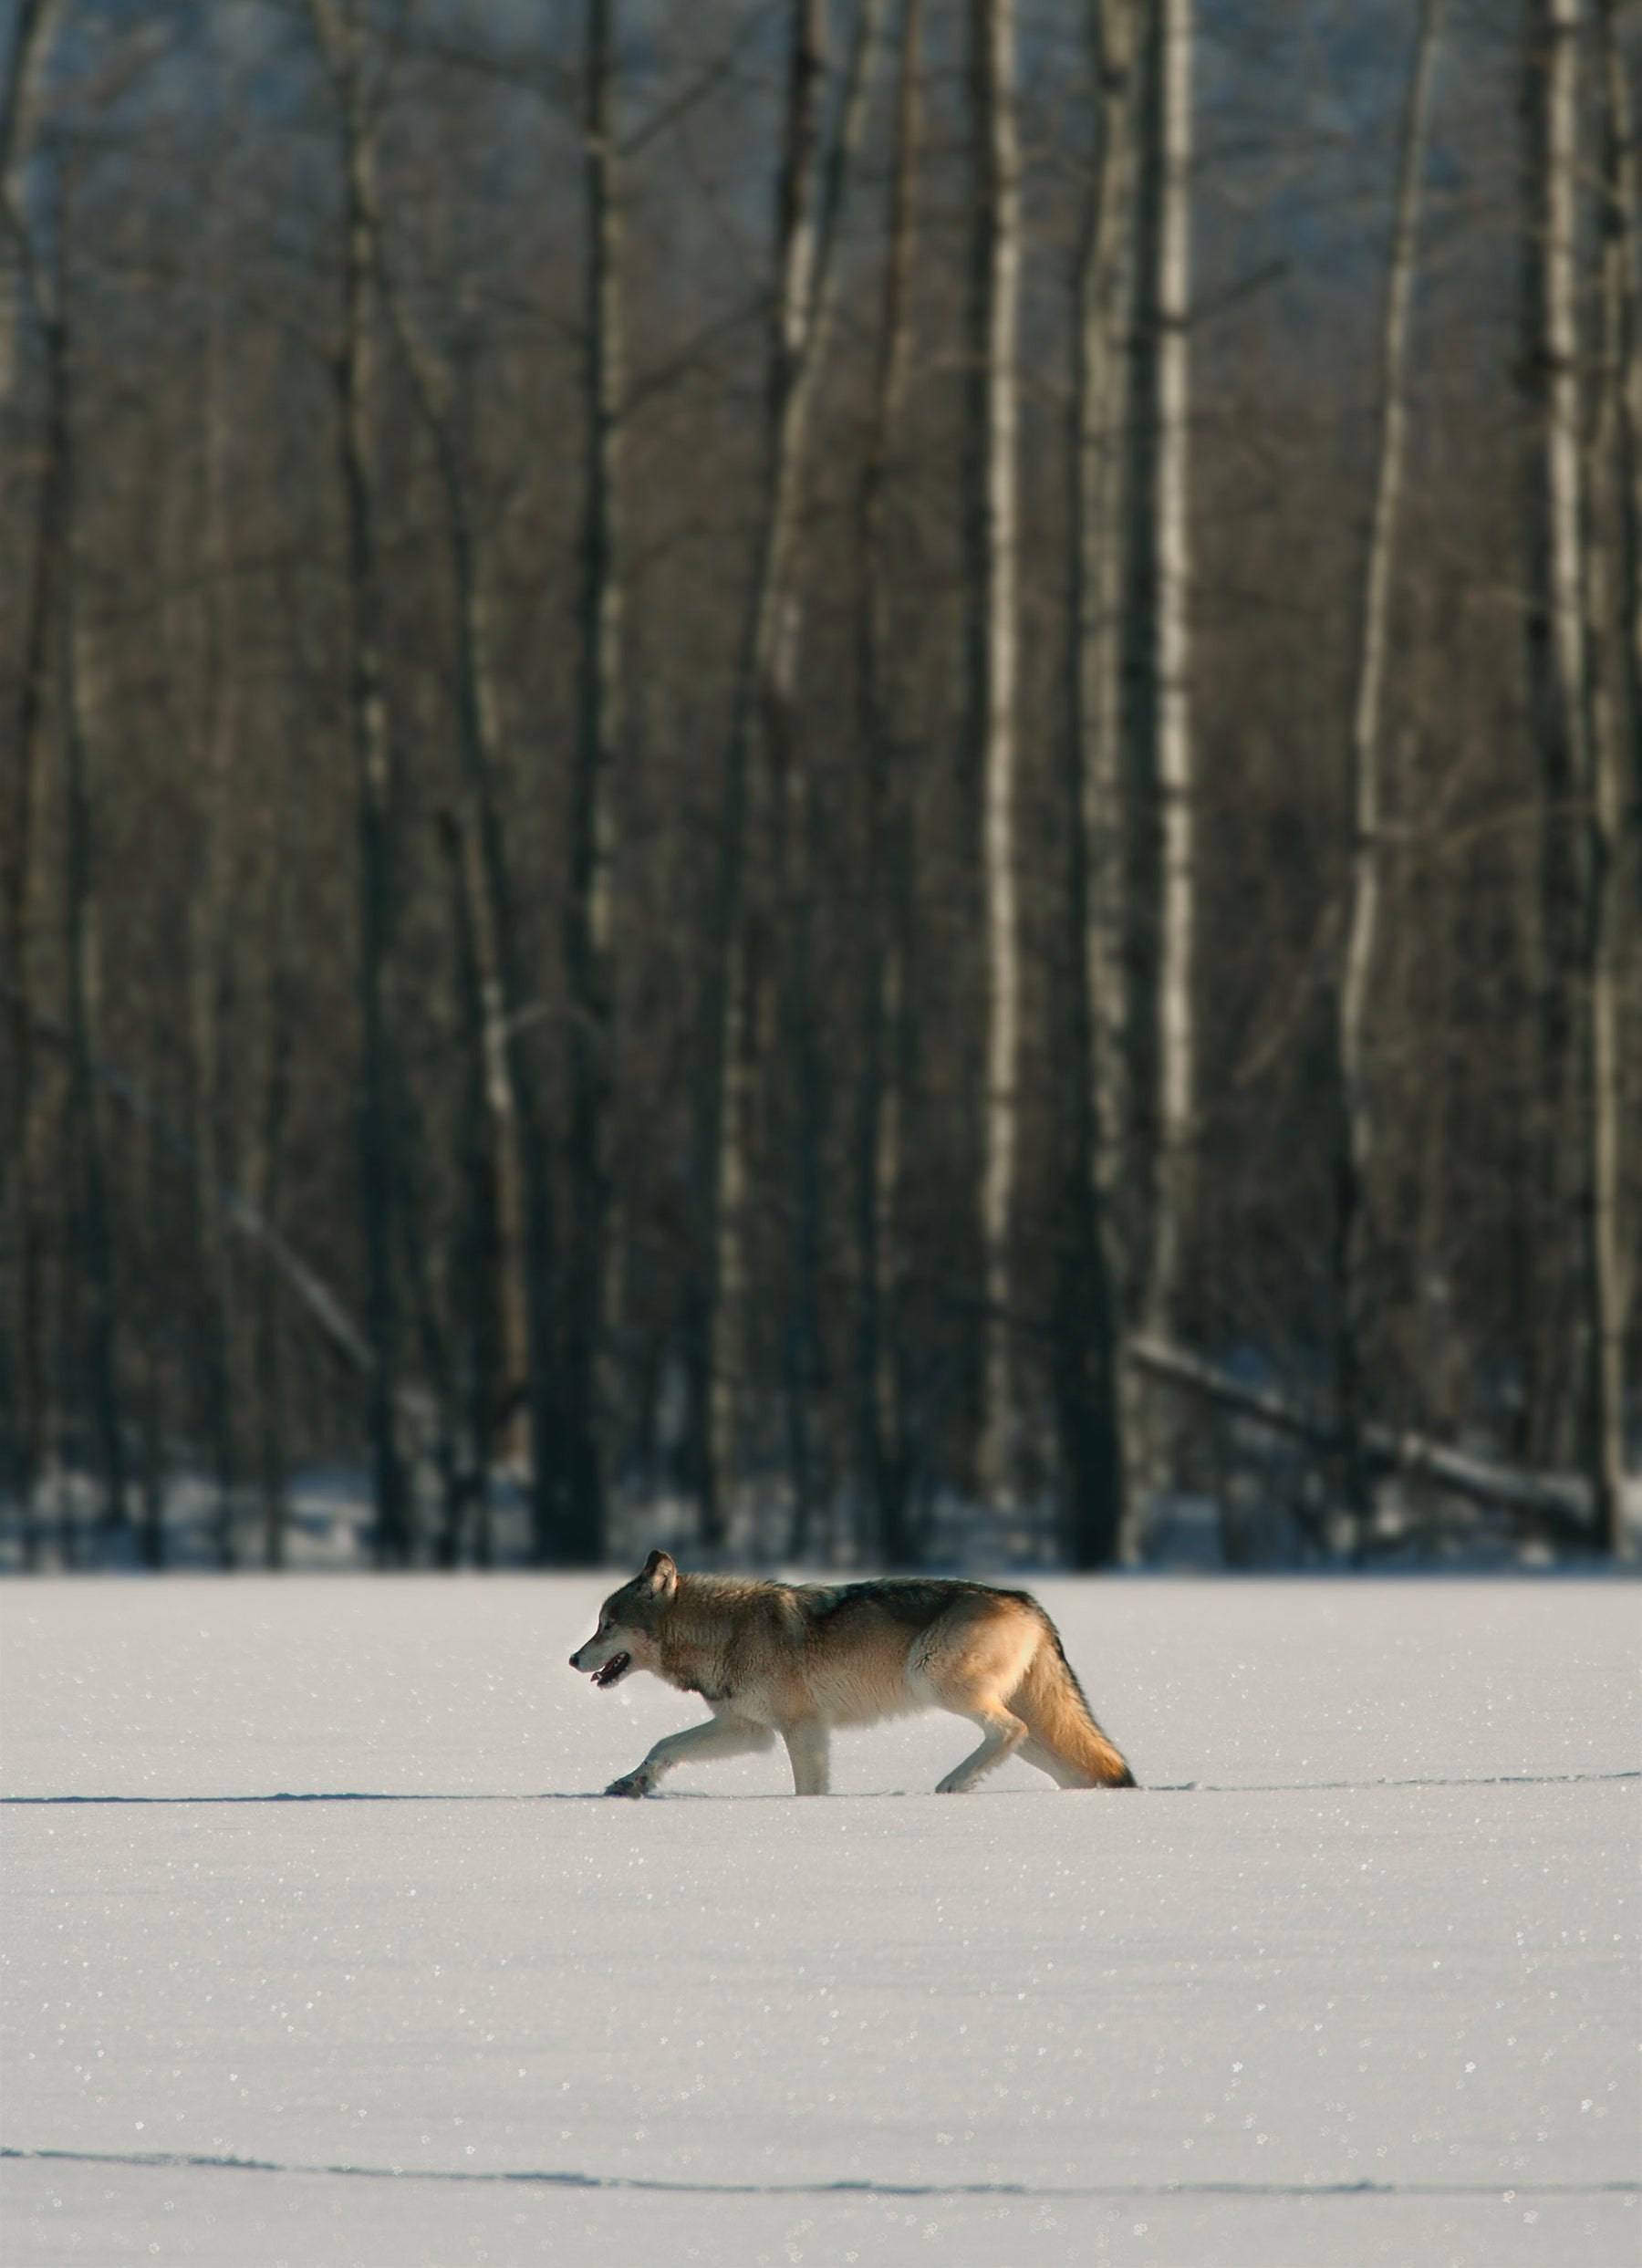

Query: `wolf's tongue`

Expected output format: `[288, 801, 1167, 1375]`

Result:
[594, 1652, 629, 1689]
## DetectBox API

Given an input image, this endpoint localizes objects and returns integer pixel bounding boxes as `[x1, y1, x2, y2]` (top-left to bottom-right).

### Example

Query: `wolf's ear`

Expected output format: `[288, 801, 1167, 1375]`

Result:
[639, 1549, 678, 1596]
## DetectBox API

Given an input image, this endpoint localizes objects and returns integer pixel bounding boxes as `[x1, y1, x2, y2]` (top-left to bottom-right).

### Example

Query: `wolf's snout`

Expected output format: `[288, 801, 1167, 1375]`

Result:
[570, 1636, 633, 1689]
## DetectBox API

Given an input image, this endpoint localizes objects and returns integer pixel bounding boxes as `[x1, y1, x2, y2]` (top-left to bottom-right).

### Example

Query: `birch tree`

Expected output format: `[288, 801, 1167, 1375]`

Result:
[307, 0, 409, 1563]
[1519, 0, 1591, 1469]
[1334, 0, 1444, 1536]
[190, 166, 244, 1569]
[780, 0, 893, 1541]
[972, 0, 1024, 1509]
[382, 228, 556, 1551]
[1, 0, 70, 1557]
[1595, 0, 1641, 858]
[1581, 0, 1633, 1554]
[7, 16, 180, 1554]
[769, 0, 827, 1535]
[854, 0, 923, 1564]
[433, 804, 497, 1563]
[1111, 0, 1198, 1535]
[57, 279, 127, 1544]
[690, 0, 886, 1547]
[562, 0, 624, 1563]
[688, 0, 826, 1551]
[1134, 0, 1195, 1410]
[251, 855, 296, 1570]
[1059, 0, 1143, 1568]
[5, 53, 136, 1546]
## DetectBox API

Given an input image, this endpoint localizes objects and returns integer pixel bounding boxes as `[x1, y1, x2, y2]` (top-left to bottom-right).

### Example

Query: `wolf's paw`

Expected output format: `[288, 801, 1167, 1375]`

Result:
[605, 1773, 652, 1799]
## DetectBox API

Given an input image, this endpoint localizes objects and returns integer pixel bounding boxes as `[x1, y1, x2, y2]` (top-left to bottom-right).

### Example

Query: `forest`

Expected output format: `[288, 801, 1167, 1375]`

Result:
[0, 0, 1637, 1571]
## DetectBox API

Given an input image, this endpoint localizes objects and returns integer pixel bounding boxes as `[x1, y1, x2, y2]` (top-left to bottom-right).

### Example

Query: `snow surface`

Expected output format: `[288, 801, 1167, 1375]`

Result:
[2, 1575, 1637, 2266]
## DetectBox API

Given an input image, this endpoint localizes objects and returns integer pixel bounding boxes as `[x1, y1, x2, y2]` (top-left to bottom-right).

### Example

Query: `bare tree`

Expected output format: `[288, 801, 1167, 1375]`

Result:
[57, 282, 126, 1544]
[433, 804, 497, 1565]
[854, 0, 924, 1565]
[189, 163, 245, 1570]
[307, 0, 409, 1562]
[1519, 0, 1592, 1470]
[1059, 0, 1144, 1568]
[1581, 0, 1634, 1554]
[0, 0, 67, 407]
[380, 213, 551, 1551]
[690, 0, 887, 1547]
[1133, 0, 1195, 1472]
[1595, 0, 1641, 851]
[688, 0, 826, 1552]
[1, 0, 71, 1563]
[561, 0, 625, 1562]
[250, 856, 296, 1571]
[1334, 0, 1445, 1538]
[972, 0, 1024, 1508]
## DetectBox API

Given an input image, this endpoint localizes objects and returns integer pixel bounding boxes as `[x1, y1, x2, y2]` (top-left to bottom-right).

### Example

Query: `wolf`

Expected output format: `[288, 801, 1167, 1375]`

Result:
[569, 1552, 1136, 1796]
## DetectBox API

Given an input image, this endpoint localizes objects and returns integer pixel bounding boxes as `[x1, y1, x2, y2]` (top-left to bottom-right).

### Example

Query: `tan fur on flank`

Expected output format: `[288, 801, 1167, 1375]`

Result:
[569, 1554, 1136, 1796]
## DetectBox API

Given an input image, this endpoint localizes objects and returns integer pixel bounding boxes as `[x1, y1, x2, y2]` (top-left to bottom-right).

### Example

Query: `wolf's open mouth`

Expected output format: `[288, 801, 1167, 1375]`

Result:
[592, 1651, 631, 1690]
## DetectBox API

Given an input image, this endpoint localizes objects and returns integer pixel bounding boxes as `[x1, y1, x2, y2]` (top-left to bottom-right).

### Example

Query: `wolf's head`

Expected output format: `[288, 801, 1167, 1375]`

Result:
[568, 1550, 680, 1691]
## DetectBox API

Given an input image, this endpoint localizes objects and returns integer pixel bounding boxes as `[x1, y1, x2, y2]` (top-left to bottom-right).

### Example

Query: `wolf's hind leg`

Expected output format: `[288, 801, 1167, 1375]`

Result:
[1018, 1735, 1088, 1789]
[932, 1705, 1028, 1794]
[913, 1603, 1039, 1793]
[780, 1719, 830, 1796]
[605, 1715, 774, 1797]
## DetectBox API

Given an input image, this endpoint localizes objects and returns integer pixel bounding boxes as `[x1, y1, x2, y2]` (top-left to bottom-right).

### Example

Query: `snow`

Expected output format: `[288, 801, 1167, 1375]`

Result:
[2, 1574, 1637, 2265]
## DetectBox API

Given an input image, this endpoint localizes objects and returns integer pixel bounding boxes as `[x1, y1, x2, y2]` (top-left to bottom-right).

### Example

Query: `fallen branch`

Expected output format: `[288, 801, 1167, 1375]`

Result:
[1128, 1335, 1593, 1541]
[926, 1258, 1595, 1538]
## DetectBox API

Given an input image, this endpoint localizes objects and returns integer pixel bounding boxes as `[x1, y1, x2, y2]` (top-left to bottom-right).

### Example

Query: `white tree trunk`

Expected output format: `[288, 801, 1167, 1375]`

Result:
[381, 256, 539, 1489]
[975, 0, 1023, 1508]
[1080, 0, 1142, 1228]
[1, 0, 70, 1560]
[695, 0, 887, 1546]
[699, 0, 827, 1551]
[1584, 0, 1632, 1553]
[1595, 0, 1642, 852]
[191, 193, 244, 1568]
[1541, 0, 1588, 777]
[1335, 0, 1444, 1528]
[307, 0, 410, 1561]
[1060, 0, 1144, 1566]
[1144, 0, 1194, 1352]
[1521, 0, 1593, 1467]
[1124, 0, 1196, 1537]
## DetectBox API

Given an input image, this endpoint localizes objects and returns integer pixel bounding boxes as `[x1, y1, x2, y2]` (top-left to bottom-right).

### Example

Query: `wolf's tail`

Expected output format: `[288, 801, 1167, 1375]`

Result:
[1014, 1618, 1136, 1788]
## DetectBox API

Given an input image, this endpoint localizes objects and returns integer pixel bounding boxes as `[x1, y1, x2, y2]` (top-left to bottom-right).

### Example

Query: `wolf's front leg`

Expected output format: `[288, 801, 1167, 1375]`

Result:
[780, 1718, 830, 1796]
[605, 1715, 774, 1797]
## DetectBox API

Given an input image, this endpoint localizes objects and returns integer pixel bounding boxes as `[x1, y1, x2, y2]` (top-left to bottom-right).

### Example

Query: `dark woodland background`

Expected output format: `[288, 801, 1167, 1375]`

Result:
[1, 0, 1637, 1573]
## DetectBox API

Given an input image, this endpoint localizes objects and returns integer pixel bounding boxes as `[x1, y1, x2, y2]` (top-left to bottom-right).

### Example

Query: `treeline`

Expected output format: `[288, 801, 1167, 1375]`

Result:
[0, 0, 1637, 1572]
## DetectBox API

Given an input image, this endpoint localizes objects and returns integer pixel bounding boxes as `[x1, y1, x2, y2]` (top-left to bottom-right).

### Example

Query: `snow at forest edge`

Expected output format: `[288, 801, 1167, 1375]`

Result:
[2, 1575, 1636, 2265]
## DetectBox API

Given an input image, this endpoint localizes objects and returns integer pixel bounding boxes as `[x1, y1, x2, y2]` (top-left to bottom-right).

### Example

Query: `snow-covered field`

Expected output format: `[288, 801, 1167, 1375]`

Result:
[2, 1575, 1636, 2267]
